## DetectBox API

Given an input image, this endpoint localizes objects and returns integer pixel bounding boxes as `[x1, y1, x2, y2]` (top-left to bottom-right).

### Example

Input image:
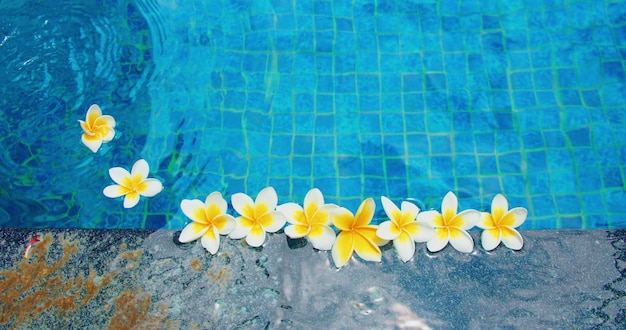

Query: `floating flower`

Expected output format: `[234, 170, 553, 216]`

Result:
[78, 104, 116, 153]
[417, 191, 480, 253]
[178, 192, 236, 254]
[277, 188, 338, 250]
[229, 187, 287, 247]
[477, 194, 527, 251]
[376, 196, 436, 262]
[103, 159, 163, 208]
[332, 198, 388, 268]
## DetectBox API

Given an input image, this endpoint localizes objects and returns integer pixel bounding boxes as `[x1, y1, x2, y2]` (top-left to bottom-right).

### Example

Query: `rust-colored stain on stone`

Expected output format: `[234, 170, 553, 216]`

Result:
[118, 249, 144, 271]
[189, 257, 202, 271]
[207, 267, 231, 287]
[107, 287, 180, 329]
[0, 234, 114, 325]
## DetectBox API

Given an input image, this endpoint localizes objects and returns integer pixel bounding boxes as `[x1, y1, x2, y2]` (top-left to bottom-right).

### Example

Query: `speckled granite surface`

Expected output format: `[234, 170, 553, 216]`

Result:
[1, 228, 624, 329]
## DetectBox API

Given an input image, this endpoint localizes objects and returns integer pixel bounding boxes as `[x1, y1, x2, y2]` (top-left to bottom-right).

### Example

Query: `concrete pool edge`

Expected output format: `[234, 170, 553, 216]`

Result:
[0, 228, 624, 328]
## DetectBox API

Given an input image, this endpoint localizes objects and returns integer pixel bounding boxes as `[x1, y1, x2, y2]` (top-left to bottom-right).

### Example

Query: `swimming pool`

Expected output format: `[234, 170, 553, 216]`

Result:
[1, 0, 625, 230]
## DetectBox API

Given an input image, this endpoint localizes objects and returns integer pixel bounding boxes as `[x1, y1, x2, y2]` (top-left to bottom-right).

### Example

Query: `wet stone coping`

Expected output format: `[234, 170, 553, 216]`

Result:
[0, 228, 624, 329]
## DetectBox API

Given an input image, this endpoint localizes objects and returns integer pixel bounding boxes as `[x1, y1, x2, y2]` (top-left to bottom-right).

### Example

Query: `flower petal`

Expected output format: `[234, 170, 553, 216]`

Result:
[78, 120, 91, 133]
[311, 204, 336, 226]
[139, 178, 163, 197]
[228, 218, 251, 239]
[501, 207, 528, 228]
[276, 203, 305, 225]
[406, 222, 436, 242]
[180, 199, 209, 223]
[214, 214, 236, 235]
[179, 222, 210, 243]
[304, 188, 324, 209]
[308, 225, 336, 250]
[332, 208, 355, 231]
[260, 211, 286, 232]
[448, 227, 475, 253]
[86, 104, 102, 124]
[205, 192, 228, 214]
[354, 198, 375, 227]
[131, 159, 150, 179]
[476, 212, 495, 229]
[360, 226, 389, 246]
[353, 231, 382, 262]
[332, 231, 355, 268]
[256, 186, 278, 210]
[96, 125, 115, 142]
[231, 193, 255, 218]
[491, 194, 509, 220]
[480, 228, 502, 251]
[123, 193, 140, 208]
[416, 210, 442, 227]
[399, 201, 420, 224]
[310, 204, 339, 226]
[95, 114, 116, 129]
[394, 232, 416, 262]
[381, 196, 401, 222]
[246, 225, 266, 247]
[103, 184, 126, 198]
[108, 167, 132, 186]
[201, 226, 221, 254]
[285, 224, 310, 238]
[441, 191, 458, 220]
[376, 220, 401, 240]
[426, 228, 450, 252]
[449, 210, 481, 230]
[81, 134, 103, 153]
[501, 227, 524, 250]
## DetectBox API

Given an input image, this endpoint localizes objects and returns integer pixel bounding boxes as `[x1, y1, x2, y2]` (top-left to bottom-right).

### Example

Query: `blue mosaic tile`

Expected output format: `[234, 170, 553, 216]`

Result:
[527, 172, 551, 196]
[335, 134, 360, 154]
[454, 154, 478, 176]
[8, 0, 626, 232]
[452, 112, 472, 131]
[602, 167, 623, 188]
[605, 189, 626, 215]
[479, 156, 498, 175]
[423, 51, 444, 70]
[381, 74, 401, 92]
[559, 90, 583, 106]
[551, 170, 579, 195]
[556, 194, 582, 214]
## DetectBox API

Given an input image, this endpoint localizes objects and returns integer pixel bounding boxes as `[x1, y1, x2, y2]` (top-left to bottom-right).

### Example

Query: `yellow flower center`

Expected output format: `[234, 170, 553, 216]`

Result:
[121, 174, 147, 194]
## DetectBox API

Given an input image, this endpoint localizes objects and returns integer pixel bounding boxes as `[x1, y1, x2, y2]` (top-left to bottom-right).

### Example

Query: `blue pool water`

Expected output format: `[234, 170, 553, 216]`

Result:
[1, 0, 625, 229]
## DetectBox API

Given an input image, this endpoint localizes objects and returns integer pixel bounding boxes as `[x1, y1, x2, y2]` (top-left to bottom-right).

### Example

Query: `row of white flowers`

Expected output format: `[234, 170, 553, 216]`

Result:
[80, 105, 527, 268]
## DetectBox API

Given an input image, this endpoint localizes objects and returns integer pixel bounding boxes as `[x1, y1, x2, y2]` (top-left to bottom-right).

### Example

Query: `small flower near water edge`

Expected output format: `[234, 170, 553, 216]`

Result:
[376, 196, 435, 262]
[277, 188, 338, 250]
[78, 104, 116, 153]
[229, 187, 287, 247]
[103, 159, 163, 208]
[477, 194, 527, 251]
[418, 191, 480, 253]
[332, 198, 388, 268]
[178, 192, 236, 254]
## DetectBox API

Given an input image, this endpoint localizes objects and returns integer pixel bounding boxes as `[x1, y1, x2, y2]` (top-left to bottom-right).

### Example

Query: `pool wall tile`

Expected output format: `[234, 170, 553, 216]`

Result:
[5, 0, 626, 232]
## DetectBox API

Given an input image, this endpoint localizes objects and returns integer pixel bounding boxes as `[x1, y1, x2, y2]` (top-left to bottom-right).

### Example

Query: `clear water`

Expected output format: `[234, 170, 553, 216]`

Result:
[1, 0, 625, 229]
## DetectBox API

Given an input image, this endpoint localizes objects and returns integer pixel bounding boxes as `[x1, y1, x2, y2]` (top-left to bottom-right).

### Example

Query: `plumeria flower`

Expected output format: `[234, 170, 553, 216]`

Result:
[417, 191, 480, 253]
[78, 104, 116, 153]
[277, 188, 338, 250]
[103, 159, 163, 208]
[332, 198, 388, 268]
[178, 192, 236, 254]
[376, 196, 436, 262]
[229, 187, 287, 247]
[477, 194, 527, 251]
